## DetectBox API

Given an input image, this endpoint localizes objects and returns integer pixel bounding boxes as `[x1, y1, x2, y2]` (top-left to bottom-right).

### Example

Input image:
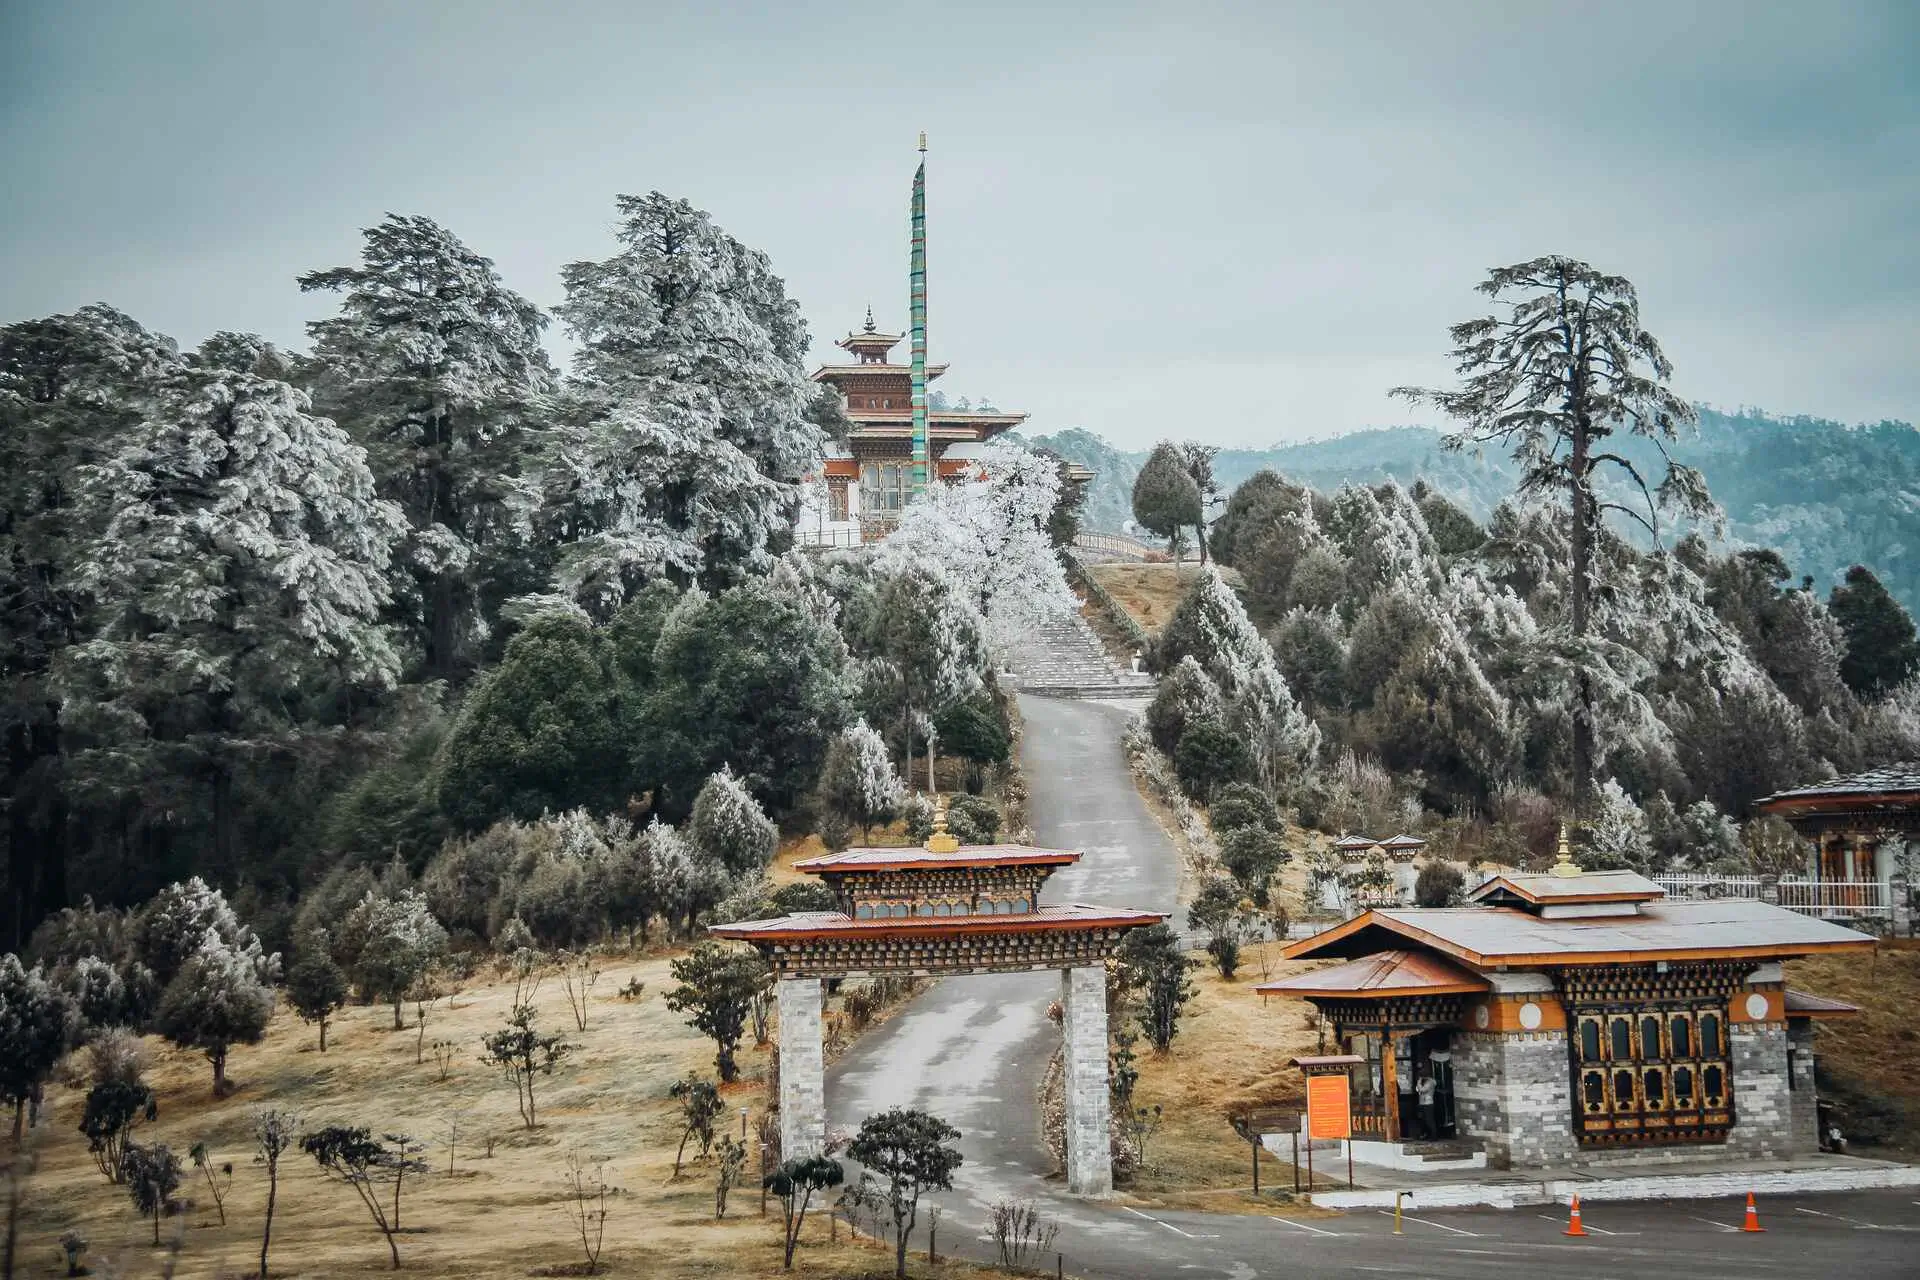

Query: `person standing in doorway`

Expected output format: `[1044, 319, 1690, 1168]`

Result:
[1416, 1070, 1438, 1140]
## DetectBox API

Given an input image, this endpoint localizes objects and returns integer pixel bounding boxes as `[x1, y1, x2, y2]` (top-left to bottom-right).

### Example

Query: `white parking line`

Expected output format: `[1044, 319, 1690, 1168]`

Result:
[1268, 1215, 1341, 1237]
[1121, 1205, 1197, 1239]
[1795, 1206, 1867, 1225]
[1536, 1212, 1618, 1236]
[1688, 1214, 1740, 1233]
[1379, 1210, 1477, 1237]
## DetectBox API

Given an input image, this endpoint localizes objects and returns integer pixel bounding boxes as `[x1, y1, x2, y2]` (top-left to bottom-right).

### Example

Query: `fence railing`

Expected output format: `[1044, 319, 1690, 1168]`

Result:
[1653, 874, 1763, 900]
[1776, 878, 1889, 918]
[794, 526, 864, 549]
[1072, 530, 1158, 561]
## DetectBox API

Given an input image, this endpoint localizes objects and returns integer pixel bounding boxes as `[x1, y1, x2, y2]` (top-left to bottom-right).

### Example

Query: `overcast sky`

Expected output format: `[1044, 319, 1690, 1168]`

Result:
[3, 1, 1914, 450]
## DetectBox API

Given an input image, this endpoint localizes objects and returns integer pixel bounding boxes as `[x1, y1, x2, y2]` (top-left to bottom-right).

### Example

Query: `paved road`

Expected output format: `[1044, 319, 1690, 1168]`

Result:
[827, 695, 1920, 1278]
[824, 694, 1174, 1202]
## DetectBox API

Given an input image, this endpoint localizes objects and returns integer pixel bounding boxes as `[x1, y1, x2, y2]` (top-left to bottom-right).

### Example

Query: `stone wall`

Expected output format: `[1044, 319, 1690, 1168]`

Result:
[775, 977, 825, 1162]
[1725, 1021, 1795, 1159]
[1449, 1030, 1577, 1169]
[1788, 1021, 1820, 1153]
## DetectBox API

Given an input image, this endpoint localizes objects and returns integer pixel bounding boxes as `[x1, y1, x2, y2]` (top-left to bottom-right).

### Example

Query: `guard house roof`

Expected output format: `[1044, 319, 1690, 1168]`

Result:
[1756, 762, 1920, 814]
[1332, 835, 1378, 852]
[710, 903, 1165, 943]
[1378, 834, 1428, 851]
[1468, 869, 1666, 908]
[792, 844, 1080, 874]
[1284, 900, 1877, 969]
[1254, 949, 1489, 1000]
[1783, 988, 1861, 1019]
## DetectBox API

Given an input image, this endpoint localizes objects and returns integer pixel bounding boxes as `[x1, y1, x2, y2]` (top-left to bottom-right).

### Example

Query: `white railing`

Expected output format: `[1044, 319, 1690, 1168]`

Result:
[1776, 878, 1889, 919]
[1653, 874, 1763, 901]
[795, 526, 863, 549]
[1073, 531, 1157, 561]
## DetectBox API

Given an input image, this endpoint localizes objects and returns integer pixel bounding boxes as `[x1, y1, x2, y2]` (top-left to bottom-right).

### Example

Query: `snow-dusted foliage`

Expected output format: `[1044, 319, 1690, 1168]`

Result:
[336, 887, 448, 1022]
[154, 933, 276, 1091]
[1161, 569, 1320, 786]
[688, 765, 778, 877]
[1583, 780, 1654, 872]
[645, 816, 730, 935]
[133, 878, 274, 988]
[819, 719, 906, 837]
[542, 193, 826, 612]
[301, 214, 556, 674]
[59, 358, 406, 728]
[881, 440, 1075, 642]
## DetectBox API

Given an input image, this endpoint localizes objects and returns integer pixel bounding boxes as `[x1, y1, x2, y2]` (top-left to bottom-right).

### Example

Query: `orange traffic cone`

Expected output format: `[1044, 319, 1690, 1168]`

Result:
[1564, 1195, 1588, 1237]
[1741, 1192, 1765, 1233]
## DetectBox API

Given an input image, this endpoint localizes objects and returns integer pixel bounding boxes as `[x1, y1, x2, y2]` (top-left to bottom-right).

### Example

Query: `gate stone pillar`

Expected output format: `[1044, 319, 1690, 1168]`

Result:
[1892, 873, 1912, 938]
[1060, 964, 1113, 1196]
[776, 976, 825, 1162]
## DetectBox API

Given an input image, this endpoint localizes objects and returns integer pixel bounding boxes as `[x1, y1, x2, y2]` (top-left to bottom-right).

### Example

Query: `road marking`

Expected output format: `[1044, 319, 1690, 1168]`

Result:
[1122, 1205, 1198, 1239]
[1536, 1212, 1618, 1236]
[1378, 1210, 1477, 1237]
[1687, 1214, 1740, 1233]
[1795, 1206, 1867, 1225]
[1267, 1215, 1340, 1237]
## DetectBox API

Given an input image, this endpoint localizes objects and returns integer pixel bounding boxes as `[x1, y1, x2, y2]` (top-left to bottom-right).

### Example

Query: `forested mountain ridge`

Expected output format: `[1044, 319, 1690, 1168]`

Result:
[1031, 407, 1920, 609]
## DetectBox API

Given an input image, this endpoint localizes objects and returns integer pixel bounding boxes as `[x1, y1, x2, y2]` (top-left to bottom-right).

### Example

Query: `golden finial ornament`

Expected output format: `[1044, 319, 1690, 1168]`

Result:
[924, 794, 960, 854]
[1549, 823, 1582, 877]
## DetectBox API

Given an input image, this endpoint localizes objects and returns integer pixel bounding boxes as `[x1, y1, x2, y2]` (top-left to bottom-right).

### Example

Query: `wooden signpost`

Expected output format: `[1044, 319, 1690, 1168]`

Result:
[1292, 1055, 1362, 1192]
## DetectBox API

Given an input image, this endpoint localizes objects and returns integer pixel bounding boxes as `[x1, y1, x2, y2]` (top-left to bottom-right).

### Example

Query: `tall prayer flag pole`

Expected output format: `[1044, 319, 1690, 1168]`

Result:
[909, 132, 930, 499]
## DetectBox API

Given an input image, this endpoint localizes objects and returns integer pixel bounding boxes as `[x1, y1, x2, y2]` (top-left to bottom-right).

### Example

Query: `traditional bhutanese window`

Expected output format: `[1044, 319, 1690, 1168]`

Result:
[859, 463, 911, 513]
[1012, 898, 1031, 914]
[1570, 992, 1735, 1148]
[856, 903, 874, 920]
[828, 484, 849, 522]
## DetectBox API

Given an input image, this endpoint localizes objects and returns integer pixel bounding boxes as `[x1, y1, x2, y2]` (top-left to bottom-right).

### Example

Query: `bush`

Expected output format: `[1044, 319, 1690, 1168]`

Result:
[944, 794, 1002, 845]
[1414, 861, 1466, 907]
[769, 882, 839, 915]
[1218, 826, 1285, 904]
[1208, 782, 1279, 836]
[1144, 657, 1224, 756]
[902, 793, 935, 841]
[1172, 716, 1250, 797]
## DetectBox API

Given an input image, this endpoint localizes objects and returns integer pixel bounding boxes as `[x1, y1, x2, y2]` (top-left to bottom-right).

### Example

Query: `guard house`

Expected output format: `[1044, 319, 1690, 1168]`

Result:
[1257, 835, 1871, 1171]
[711, 809, 1163, 1195]
[1756, 763, 1920, 931]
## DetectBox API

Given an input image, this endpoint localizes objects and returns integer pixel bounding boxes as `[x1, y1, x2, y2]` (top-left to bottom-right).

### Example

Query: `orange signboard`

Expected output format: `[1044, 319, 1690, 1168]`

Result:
[1306, 1073, 1352, 1141]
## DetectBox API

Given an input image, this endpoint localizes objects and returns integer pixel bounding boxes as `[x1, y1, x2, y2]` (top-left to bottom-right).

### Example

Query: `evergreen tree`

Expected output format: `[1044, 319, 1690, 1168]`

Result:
[300, 214, 557, 680]
[1395, 257, 1712, 812]
[1131, 441, 1202, 557]
[688, 767, 778, 878]
[154, 936, 275, 1095]
[541, 192, 826, 610]
[817, 720, 905, 840]
[1829, 564, 1920, 697]
[0, 954, 74, 1138]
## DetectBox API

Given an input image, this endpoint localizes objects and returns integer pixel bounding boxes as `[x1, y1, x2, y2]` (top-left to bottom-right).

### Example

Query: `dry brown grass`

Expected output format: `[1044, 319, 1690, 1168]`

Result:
[1123, 940, 1329, 1204]
[13, 951, 999, 1280]
[1082, 565, 1202, 636]
[1787, 945, 1920, 1153]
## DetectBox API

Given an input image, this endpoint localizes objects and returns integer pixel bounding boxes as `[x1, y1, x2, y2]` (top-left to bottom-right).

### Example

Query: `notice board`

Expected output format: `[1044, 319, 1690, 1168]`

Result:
[1305, 1073, 1352, 1140]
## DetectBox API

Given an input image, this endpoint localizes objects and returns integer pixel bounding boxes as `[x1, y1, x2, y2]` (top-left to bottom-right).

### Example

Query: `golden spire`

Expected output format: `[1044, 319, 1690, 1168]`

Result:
[924, 794, 960, 854]
[1549, 823, 1582, 878]
[918, 130, 928, 153]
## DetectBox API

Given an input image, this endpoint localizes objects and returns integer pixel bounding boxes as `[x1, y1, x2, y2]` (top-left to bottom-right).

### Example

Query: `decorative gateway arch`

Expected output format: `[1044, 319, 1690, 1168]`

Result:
[710, 812, 1164, 1195]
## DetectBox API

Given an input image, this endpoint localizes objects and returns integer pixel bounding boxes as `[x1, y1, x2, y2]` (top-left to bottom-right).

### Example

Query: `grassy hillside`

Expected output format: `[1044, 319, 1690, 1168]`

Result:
[15, 951, 997, 1280]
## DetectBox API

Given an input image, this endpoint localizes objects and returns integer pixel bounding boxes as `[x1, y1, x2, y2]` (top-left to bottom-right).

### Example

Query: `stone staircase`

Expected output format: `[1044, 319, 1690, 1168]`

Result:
[1000, 611, 1156, 699]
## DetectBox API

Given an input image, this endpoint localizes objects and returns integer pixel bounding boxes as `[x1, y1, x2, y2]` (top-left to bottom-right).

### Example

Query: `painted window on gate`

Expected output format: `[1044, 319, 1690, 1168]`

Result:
[1570, 995, 1735, 1147]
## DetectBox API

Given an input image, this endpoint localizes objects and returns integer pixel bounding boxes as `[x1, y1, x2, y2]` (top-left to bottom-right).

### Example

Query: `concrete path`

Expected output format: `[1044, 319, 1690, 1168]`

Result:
[823, 693, 1176, 1225]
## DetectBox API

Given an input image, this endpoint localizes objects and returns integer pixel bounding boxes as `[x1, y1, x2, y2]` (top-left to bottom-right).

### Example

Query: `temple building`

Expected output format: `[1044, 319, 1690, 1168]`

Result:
[1258, 836, 1872, 1172]
[1755, 763, 1919, 931]
[711, 807, 1161, 1195]
[796, 140, 1088, 546]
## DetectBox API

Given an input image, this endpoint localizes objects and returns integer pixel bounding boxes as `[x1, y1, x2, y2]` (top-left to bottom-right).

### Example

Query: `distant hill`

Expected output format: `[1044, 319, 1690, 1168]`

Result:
[1028, 407, 1920, 610]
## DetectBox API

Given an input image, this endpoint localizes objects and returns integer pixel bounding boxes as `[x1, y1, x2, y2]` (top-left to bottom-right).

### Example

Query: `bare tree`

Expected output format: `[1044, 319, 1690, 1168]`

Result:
[301, 1126, 428, 1270]
[189, 1142, 232, 1225]
[559, 1149, 609, 1274]
[560, 952, 599, 1033]
[989, 1199, 1059, 1268]
[712, 1137, 747, 1219]
[252, 1108, 300, 1280]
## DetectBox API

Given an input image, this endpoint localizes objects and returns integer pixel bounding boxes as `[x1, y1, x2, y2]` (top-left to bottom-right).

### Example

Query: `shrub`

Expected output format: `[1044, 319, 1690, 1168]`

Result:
[944, 794, 1002, 845]
[1208, 781, 1279, 836]
[1145, 657, 1224, 756]
[902, 793, 935, 841]
[1217, 825, 1286, 904]
[1173, 716, 1250, 797]
[1414, 861, 1466, 907]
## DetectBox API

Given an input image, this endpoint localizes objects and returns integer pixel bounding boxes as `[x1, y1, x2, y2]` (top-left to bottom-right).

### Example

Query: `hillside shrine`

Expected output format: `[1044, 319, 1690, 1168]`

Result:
[710, 805, 1163, 1195]
[1258, 832, 1873, 1171]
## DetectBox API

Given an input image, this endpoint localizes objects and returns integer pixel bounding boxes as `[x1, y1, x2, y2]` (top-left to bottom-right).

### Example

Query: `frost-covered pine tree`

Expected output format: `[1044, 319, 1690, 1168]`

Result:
[336, 888, 448, 1030]
[154, 934, 275, 1096]
[301, 214, 557, 679]
[866, 562, 987, 775]
[1395, 257, 1713, 811]
[1583, 780, 1655, 873]
[0, 954, 74, 1138]
[878, 440, 1075, 643]
[133, 877, 274, 990]
[818, 719, 906, 841]
[1159, 570, 1319, 788]
[56, 355, 406, 868]
[540, 193, 827, 612]
[688, 766, 778, 878]
[645, 817, 729, 938]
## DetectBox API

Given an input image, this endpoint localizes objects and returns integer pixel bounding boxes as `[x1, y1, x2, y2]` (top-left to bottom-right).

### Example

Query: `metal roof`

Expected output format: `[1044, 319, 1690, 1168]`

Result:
[1254, 949, 1489, 999]
[1286, 899, 1877, 968]
[1468, 869, 1666, 906]
[792, 843, 1079, 873]
[1333, 835, 1379, 851]
[1783, 988, 1861, 1018]
[1757, 762, 1920, 810]
[709, 903, 1165, 942]
[1378, 834, 1428, 850]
